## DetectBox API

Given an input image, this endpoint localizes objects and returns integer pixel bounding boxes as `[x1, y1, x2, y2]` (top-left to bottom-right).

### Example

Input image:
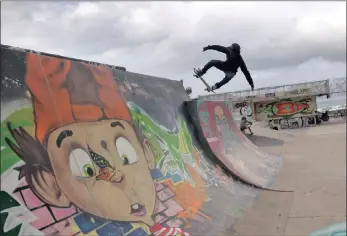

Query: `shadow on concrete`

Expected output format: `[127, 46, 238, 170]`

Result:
[246, 134, 285, 147]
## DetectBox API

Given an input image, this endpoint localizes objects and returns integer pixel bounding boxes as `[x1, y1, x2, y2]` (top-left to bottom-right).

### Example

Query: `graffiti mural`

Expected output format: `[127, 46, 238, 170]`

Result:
[1, 46, 281, 236]
[185, 100, 283, 189]
[226, 101, 254, 123]
[239, 105, 253, 118]
[254, 96, 317, 121]
[279, 117, 305, 129]
[3, 51, 187, 235]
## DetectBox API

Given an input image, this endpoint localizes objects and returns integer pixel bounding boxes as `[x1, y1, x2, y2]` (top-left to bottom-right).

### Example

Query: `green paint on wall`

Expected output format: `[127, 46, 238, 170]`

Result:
[1, 108, 34, 174]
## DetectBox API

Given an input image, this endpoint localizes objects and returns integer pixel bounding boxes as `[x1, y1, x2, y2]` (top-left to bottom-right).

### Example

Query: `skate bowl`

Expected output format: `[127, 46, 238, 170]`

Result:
[185, 101, 283, 190]
[1, 45, 283, 236]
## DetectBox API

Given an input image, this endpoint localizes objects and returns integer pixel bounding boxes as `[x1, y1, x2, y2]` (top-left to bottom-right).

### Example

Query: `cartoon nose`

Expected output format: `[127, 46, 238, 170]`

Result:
[110, 170, 125, 183]
[97, 167, 115, 182]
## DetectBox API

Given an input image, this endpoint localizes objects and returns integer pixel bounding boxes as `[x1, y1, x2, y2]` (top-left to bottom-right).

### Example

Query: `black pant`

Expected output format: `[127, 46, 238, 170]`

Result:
[201, 60, 235, 89]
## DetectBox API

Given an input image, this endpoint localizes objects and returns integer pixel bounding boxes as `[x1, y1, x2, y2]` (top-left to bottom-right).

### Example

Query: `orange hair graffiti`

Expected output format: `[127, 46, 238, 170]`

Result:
[25, 53, 131, 143]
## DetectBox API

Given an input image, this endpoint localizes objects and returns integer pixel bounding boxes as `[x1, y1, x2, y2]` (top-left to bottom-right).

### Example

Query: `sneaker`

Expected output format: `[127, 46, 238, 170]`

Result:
[206, 85, 216, 92]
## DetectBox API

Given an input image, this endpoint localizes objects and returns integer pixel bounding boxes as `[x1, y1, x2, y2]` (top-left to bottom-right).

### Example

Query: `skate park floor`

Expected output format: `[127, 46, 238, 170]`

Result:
[233, 120, 346, 235]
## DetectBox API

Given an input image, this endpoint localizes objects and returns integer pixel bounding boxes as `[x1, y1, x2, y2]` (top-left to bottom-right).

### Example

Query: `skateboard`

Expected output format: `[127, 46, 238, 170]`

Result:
[193, 68, 216, 94]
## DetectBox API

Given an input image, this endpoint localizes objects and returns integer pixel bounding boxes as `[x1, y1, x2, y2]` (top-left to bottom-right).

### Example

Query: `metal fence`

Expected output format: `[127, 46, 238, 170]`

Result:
[198, 78, 346, 102]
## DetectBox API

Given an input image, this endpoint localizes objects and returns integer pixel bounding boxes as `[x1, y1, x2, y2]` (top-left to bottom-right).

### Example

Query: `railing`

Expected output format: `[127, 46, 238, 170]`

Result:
[198, 79, 342, 103]
[328, 78, 346, 95]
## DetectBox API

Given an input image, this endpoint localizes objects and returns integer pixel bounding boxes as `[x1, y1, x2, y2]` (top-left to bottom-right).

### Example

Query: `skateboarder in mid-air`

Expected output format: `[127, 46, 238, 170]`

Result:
[194, 43, 254, 92]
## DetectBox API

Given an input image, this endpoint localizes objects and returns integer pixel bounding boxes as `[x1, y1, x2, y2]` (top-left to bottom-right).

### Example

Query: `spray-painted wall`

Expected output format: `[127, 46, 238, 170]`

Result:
[227, 101, 254, 124]
[0, 46, 282, 236]
[254, 96, 317, 121]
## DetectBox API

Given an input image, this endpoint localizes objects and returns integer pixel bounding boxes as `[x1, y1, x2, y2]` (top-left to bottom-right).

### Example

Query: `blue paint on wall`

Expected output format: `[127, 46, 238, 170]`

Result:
[310, 222, 346, 236]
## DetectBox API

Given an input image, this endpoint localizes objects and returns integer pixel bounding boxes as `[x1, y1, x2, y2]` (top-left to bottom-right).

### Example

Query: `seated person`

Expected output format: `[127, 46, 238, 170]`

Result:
[240, 116, 253, 135]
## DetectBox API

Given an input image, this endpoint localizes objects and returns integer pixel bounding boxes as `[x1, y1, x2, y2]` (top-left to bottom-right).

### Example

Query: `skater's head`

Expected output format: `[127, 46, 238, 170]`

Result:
[231, 43, 241, 54]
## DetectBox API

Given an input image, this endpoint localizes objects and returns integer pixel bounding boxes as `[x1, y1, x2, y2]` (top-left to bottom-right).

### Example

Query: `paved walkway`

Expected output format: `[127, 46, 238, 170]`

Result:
[233, 121, 346, 235]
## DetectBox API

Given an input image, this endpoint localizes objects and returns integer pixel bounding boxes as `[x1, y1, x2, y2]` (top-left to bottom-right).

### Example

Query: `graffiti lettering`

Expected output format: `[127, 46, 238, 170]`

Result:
[255, 97, 316, 120]
[245, 95, 256, 99]
[299, 88, 309, 94]
[235, 102, 248, 108]
[265, 93, 275, 98]
[284, 88, 310, 97]
[255, 103, 272, 115]
[279, 117, 304, 128]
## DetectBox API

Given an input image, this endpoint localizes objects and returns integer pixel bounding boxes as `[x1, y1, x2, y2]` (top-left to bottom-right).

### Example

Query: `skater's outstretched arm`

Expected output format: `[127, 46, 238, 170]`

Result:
[239, 56, 254, 90]
[203, 45, 230, 54]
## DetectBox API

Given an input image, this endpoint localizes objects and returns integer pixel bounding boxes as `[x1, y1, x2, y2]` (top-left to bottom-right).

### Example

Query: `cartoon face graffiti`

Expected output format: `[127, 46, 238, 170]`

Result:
[47, 120, 156, 225]
[7, 119, 157, 226]
[4, 52, 193, 236]
[5, 53, 158, 226]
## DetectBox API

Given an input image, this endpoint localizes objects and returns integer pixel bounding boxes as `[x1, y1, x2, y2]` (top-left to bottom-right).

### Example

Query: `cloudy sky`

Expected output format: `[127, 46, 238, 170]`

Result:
[1, 1, 346, 97]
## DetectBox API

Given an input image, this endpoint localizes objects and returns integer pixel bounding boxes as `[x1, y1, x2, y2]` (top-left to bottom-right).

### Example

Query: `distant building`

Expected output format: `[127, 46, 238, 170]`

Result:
[198, 80, 333, 129]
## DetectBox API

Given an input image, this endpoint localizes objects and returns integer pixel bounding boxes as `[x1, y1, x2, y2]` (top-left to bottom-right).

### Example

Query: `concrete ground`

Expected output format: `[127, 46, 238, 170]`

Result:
[233, 119, 346, 235]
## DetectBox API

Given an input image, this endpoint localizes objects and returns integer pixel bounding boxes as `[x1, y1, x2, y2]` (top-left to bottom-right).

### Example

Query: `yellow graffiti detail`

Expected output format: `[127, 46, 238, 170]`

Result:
[178, 130, 189, 153]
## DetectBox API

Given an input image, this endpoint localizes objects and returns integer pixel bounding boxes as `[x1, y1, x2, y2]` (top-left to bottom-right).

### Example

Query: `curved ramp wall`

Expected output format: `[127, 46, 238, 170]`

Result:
[1, 45, 281, 236]
[185, 100, 283, 189]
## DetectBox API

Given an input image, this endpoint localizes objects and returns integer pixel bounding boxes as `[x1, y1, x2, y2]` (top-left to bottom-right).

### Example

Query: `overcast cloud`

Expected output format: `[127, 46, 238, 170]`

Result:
[1, 1, 346, 97]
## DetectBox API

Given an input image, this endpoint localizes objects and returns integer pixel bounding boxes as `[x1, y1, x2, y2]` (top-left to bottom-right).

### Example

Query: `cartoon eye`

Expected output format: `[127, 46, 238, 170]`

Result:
[116, 137, 138, 165]
[69, 148, 96, 178]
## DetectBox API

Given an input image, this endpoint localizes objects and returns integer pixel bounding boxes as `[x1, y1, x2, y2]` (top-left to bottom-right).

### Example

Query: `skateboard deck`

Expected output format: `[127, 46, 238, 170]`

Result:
[193, 68, 216, 94]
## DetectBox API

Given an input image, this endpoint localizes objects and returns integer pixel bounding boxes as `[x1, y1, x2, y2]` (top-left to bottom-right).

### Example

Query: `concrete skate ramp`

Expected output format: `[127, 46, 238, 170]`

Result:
[185, 101, 283, 189]
[252, 122, 297, 141]
[246, 134, 285, 147]
[1, 45, 283, 236]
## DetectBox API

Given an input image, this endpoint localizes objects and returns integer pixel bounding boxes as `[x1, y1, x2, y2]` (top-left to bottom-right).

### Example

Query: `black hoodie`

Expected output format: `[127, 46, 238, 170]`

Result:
[205, 45, 254, 88]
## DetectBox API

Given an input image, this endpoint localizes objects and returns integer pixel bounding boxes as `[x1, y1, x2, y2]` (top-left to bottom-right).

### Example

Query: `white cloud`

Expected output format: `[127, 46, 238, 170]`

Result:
[1, 1, 346, 97]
